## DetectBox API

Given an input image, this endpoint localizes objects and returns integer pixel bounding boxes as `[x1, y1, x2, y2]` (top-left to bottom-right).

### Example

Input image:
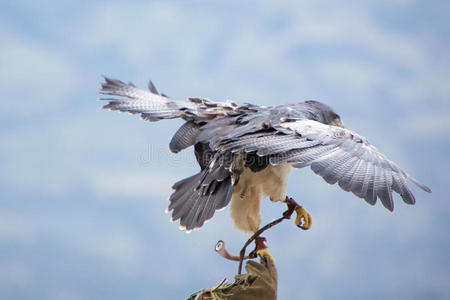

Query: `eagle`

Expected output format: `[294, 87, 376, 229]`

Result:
[100, 77, 431, 234]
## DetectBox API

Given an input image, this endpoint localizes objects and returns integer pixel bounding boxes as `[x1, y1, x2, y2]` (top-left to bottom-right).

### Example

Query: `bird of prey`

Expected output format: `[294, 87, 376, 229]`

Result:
[100, 77, 431, 234]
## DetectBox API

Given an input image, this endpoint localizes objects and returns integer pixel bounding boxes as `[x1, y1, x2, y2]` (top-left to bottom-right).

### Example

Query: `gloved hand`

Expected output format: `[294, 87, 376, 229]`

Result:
[187, 254, 278, 300]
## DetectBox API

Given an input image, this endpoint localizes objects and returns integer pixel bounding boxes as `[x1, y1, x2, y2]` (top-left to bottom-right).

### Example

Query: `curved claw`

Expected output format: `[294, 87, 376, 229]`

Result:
[295, 206, 312, 230]
[256, 248, 275, 263]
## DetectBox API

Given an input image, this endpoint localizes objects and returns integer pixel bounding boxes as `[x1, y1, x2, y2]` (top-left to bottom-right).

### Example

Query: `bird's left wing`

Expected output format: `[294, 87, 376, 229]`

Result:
[100, 77, 239, 123]
[214, 119, 431, 211]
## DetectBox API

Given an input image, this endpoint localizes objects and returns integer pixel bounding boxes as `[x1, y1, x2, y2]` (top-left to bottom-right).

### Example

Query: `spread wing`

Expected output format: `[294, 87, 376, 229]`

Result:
[213, 119, 431, 211]
[100, 77, 239, 123]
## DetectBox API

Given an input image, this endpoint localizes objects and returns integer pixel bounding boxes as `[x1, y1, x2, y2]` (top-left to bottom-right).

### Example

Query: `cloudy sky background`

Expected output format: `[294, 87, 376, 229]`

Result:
[1, 0, 449, 299]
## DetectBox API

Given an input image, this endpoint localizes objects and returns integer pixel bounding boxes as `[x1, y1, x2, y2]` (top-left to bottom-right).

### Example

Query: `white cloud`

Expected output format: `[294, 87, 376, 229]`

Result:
[401, 112, 450, 139]
[0, 24, 81, 116]
[259, 1, 426, 64]
[0, 261, 33, 287]
[89, 233, 141, 263]
[47, 288, 82, 300]
[0, 109, 191, 197]
[71, 2, 213, 67]
[0, 212, 37, 245]
[90, 171, 174, 199]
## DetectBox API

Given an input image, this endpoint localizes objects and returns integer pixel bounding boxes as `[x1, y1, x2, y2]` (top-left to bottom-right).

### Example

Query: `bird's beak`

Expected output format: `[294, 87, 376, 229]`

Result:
[332, 118, 344, 128]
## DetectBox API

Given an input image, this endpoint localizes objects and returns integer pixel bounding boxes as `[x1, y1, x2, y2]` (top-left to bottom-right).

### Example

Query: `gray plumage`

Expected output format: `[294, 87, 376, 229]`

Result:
[100, 77, 432, 232]
[169, 121, 200, 153]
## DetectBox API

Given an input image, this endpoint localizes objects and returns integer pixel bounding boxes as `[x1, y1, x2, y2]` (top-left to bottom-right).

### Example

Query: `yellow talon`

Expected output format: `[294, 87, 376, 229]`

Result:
[256, 248, 275, 263]
[295, 206, 312, 230]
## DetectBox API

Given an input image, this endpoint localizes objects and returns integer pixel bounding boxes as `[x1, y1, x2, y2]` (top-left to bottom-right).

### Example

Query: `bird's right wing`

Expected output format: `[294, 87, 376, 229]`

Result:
[214, 119, 431, 211]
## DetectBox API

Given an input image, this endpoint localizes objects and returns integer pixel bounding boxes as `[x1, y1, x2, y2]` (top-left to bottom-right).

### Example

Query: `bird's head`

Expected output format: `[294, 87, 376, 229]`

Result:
[303, 100, 344, 128]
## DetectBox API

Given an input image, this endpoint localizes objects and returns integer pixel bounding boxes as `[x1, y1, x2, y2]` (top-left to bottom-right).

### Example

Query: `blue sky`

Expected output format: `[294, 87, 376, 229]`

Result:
[1, 1, 449, 299]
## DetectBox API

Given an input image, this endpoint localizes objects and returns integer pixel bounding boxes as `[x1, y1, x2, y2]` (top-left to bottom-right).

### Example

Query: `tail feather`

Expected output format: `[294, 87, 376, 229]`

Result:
[168, 170, 233, 232]
[168, 173, 201, 212]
